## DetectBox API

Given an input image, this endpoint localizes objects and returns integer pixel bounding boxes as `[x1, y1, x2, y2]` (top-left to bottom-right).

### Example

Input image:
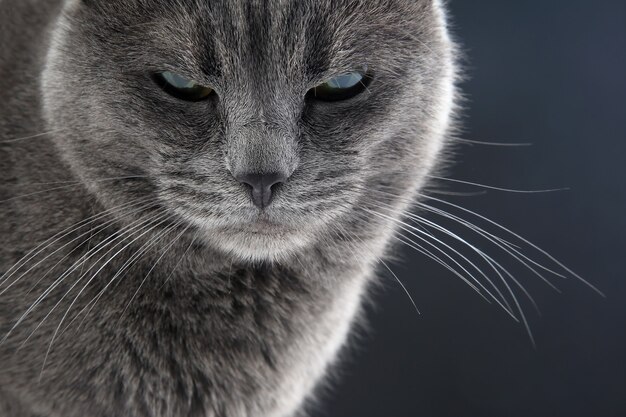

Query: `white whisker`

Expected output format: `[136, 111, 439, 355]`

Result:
[365, 208, 517, 315]
[0, 200, 157, 295]
[3, 210, 167, 347]
[0, 130, 60, 144]
[421, 194, 605, 297]
[340, 226, 421, 315]
[417, 202, 566, 288]
[118, 222, 190, 323]
[427, 176, 569, 194]
[0, 197, 155, 291]
[159, 231, 199, 290]
[366, 200, 517, 312]
[38, 213, 174, 378]
[455, 138, 533, 147]
[65, 220, 189, 334]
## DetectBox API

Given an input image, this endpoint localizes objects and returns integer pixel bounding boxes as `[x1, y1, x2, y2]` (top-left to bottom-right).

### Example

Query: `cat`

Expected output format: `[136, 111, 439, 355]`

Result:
[0, 0, 457, 416]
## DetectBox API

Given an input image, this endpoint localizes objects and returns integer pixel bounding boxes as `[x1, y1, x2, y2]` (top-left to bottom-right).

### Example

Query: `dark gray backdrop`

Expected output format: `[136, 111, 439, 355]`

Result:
[315, 1, 625, 416]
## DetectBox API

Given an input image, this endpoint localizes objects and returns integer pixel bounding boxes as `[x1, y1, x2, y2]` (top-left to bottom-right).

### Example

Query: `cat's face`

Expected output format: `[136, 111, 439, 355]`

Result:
[43, 0, 455, 262]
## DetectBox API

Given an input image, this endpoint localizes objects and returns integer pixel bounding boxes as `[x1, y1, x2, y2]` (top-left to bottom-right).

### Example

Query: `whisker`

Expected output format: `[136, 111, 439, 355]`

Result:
[0, 184, 86, 204]
[421, 194, 605, 297]
[427, 176, 569, 194]
[417, 202, 566, 286]
[364, 208, 517, 315]
[7, 175, 150, 188]
[455, 138, 533, 147]
[0, 199, 157, 293]
[405, 210, 542, 334]
[25, 210, 136, 297]
[0, 197, 155, 290]
[333, 224, 421, 315]
[361, 209, 495, 305]
[66, 220, 190, 334]
[3, 210, 167, 347]
[118, 222, 190, 323]
[369, 200, 518, 314]
[359, 206, 533, 340]
[355, 234, 420, 315]
[356, 186, 580, 284]
[0, 130, 61, 144]
[423, 190, 488, 197]
[38, 213, 174, 378]
[0, 175, 150, 204]
[372, 196, 555, 306]
[408, 212, 543, 314]
[333, 202, 482, 297]
[159, 231, 199, 289]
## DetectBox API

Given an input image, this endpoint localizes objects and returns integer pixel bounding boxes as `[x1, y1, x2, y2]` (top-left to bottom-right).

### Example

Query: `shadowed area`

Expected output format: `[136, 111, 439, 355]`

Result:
[315, 0, 626, 416]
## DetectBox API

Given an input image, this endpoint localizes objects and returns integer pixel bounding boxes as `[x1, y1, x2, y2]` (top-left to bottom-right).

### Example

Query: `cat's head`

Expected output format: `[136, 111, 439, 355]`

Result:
[42, 0, 456, 262]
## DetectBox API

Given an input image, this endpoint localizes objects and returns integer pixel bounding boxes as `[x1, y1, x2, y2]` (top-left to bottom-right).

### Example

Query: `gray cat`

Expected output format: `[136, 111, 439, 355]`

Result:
[0, 0, 457, 416]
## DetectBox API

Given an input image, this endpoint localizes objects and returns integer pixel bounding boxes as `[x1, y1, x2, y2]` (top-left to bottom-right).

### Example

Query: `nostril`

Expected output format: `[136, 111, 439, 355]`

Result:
[234, 172, 289, 209]
[269, 180, 283, 193]
[235, 172, 286, 192]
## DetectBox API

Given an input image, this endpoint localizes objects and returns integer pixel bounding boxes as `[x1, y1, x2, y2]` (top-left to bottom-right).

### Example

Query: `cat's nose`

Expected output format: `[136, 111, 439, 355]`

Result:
[235, 172, 288, 209]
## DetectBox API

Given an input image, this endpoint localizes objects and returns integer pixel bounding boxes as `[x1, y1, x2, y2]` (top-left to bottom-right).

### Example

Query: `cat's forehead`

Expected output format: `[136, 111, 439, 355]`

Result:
[84, 0, 432, 74]
[137, 0, 423, 22]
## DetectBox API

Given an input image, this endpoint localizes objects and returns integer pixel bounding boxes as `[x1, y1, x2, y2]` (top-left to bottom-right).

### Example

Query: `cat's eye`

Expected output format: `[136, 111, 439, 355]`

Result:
[307, 71, 372, 102]
[153, 71, 214, 102]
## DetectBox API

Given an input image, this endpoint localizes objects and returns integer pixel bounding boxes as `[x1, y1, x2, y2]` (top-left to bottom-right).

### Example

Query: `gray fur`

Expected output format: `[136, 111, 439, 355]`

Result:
[0, 0, 457, 416]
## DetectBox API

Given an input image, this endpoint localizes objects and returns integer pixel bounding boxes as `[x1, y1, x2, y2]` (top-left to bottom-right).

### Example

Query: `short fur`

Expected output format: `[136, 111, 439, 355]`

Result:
[0, 0, 457, 416]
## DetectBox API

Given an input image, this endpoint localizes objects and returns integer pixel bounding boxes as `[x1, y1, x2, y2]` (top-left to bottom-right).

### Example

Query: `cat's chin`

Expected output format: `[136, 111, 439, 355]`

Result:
[188, 218, 314, 263]
[206, 227, 311, 263]
[170, 204, 328, 262]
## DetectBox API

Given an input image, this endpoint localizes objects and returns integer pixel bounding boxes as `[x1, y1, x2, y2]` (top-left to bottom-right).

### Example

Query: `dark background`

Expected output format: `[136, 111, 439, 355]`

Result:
[315, 1, 625, 417]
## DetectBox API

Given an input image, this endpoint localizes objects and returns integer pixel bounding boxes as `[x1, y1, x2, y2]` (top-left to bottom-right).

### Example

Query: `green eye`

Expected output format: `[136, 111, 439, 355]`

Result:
[308, 71, 372, 102]
[153, 71, 214, 102]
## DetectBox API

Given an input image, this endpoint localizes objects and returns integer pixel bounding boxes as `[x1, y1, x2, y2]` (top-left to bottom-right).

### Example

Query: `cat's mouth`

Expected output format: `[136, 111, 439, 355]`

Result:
[175, 204, 323, 260]
[189, 212, 315, 261]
